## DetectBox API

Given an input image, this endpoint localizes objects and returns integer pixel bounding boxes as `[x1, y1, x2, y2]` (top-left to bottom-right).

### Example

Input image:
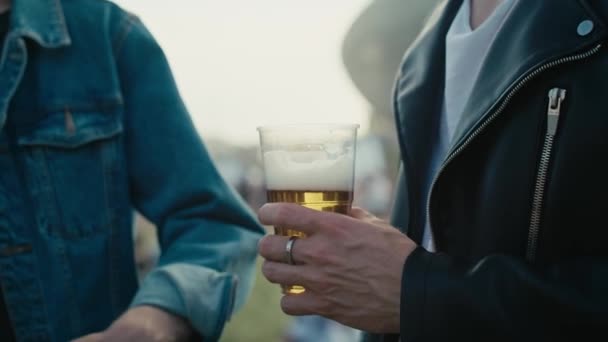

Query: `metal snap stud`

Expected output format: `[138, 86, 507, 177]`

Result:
[577, 20, 594, 36]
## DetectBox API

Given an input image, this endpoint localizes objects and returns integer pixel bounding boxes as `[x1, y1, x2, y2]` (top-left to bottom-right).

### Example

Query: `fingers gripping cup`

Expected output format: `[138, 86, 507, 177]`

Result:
[258, 124, 359, 294]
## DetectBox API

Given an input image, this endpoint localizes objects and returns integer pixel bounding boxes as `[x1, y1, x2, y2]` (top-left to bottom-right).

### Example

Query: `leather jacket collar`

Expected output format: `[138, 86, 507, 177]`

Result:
[393, 0, 608, 240]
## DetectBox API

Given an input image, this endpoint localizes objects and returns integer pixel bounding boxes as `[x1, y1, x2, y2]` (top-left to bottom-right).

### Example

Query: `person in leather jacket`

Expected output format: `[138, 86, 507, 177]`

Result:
[258, 0, 608, 341]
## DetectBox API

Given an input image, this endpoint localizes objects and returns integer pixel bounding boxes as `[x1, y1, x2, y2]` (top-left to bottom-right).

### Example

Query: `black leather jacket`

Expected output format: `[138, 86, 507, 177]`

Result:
[375, 0, 608, 341]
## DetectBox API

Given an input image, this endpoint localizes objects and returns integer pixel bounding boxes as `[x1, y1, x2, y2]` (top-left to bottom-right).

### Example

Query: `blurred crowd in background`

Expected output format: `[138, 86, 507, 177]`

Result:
[129, 0, 440, 341]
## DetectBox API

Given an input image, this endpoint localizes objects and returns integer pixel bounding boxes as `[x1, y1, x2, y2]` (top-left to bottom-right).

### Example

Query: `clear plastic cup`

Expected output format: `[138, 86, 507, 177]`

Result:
[258, 123, 359, 294]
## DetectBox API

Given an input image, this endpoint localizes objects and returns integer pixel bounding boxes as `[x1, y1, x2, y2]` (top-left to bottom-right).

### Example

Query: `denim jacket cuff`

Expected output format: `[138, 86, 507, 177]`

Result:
[130, 263, 237, 341]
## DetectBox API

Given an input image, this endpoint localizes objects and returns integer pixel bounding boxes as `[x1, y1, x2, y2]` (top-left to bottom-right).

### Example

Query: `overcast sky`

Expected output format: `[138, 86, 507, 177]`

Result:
[112, 0, 372, 147]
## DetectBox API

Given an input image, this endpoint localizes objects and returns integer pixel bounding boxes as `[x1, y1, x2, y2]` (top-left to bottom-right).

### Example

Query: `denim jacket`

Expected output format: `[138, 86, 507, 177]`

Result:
[0, 0, 264, 341]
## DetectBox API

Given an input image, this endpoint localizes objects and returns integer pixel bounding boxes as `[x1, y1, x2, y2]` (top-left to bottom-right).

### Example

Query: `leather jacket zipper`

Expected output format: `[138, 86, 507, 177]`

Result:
[526, 88, 566, 261]
[425, 44, 602, 251]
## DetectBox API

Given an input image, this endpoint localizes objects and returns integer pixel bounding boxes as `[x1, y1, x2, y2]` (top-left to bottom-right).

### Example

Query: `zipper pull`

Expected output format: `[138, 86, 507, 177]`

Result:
[547, 88, 566, 136]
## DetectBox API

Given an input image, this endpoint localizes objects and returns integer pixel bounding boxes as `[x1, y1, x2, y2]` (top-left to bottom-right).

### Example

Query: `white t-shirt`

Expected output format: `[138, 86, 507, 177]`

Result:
[422, 0, 516, 251]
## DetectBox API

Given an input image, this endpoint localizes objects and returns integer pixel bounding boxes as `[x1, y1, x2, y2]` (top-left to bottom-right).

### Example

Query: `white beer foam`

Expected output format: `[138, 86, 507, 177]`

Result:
[263, 150, 354, 191]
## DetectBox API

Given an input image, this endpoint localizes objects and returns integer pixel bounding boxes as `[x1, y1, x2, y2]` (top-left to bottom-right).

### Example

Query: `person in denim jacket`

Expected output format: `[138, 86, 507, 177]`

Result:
[0, 0, 264, 341]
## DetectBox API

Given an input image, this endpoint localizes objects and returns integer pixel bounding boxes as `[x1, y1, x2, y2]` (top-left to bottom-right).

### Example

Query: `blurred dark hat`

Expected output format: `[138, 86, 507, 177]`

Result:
[342, 0, 441, 114]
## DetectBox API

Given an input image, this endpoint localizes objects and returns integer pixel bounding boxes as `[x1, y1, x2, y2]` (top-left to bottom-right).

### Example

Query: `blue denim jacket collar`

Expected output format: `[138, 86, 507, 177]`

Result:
[10, 0, 70, 48]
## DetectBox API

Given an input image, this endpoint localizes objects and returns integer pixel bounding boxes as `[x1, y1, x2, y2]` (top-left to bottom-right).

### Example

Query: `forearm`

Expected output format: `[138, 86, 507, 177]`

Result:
[132, 222, 260, 340]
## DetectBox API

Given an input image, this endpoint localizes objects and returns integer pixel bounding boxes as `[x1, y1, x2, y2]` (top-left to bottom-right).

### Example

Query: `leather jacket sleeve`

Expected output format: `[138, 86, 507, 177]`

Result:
[400, 247, 608, 341]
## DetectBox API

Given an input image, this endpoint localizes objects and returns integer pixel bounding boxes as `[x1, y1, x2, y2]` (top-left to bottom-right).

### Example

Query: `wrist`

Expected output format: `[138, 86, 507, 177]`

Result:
[128, 305, 195, 340]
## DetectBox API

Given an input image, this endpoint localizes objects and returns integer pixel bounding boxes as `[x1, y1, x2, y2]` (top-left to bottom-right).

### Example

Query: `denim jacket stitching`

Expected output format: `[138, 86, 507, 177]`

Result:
[15, 100, 124, 128]
[112, 13, 139, 60]
[101, 131, 123, 314]
[49, 0, 70, 44]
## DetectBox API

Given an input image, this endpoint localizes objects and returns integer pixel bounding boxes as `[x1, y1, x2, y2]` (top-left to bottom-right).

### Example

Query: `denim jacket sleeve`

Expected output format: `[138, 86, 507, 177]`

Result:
[113, 15, 265, 340]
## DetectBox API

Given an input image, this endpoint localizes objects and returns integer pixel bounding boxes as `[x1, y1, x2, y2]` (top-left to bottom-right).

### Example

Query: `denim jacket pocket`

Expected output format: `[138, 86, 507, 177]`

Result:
[16, 108, 124, 239]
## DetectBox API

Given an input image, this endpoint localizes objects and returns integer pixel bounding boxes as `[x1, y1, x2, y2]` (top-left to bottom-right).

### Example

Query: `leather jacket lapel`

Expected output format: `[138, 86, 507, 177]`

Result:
[393, 0, 463, 240]
[448, 0, 607, 157]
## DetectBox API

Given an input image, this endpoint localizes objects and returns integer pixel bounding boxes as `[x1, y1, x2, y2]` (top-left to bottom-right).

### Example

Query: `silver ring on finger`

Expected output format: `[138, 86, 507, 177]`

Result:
[285, 236, 299, 265]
